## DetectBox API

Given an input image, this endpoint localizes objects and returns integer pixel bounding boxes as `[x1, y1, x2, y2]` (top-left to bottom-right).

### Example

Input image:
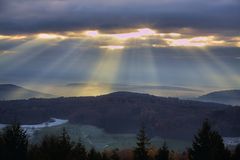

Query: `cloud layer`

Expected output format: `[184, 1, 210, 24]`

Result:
[0, 0, 240, 34]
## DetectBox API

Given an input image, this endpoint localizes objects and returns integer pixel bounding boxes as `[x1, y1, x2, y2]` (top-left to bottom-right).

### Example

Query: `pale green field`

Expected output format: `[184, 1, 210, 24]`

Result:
[31, 123, 191, 152]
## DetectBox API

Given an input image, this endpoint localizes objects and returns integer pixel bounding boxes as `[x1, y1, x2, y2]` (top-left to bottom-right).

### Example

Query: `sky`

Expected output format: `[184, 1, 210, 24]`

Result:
[0, 0, 240, 97]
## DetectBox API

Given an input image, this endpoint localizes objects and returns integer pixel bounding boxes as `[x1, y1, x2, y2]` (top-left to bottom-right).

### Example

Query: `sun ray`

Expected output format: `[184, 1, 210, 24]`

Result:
[181, 48, 233, 90]
[24, 42, 83, 86]
[19, 37, 97, 96]
[0, 38, 62, 74]
[1, 27, 239, 96]
[199, 48, 240, 88]
[76, 48, 124, 96]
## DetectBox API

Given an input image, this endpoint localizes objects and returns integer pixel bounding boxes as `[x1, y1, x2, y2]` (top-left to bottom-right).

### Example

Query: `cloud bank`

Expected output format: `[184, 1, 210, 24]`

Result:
[0, 0, 240, 34]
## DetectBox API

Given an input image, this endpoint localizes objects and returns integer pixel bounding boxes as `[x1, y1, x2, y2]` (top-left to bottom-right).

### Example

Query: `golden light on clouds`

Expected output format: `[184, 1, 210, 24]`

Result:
[232, 37, 240, 47]
[237, 42, 240, 47]
[164, 36, 226, 47]
[166, 38, 207, 47]
[111, 28, 157, 40]
[158, 33, 181, 38]
[36, 33, 67, 40]
[82, 28, 157, 40]
[100, 45, 125, 50]
[0, 28, 240, 49]
[168, 33, 181, 37]
[0, 35, 27, 40]
[84, 30, 99, 37]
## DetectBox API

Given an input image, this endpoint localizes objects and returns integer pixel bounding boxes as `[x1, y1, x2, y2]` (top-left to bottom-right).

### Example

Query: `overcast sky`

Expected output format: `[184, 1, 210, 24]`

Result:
[0, 0, 239, 96]
[0, 0, 240, 34]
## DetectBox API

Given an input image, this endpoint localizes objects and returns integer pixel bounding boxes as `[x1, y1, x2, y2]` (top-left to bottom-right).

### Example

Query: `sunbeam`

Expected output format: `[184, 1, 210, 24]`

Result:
[0, 27, 239, 97]
[183, 48, 231, 89]
[76, 48, 124, 96]
[0, 38, 63, 74]
[200, 48, 240, 87]
[25, 41, 83, 84]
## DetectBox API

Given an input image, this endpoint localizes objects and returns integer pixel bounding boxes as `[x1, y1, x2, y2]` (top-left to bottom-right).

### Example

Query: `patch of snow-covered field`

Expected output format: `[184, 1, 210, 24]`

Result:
[223, 137, 240, 146]
[0, 118, 68, 136]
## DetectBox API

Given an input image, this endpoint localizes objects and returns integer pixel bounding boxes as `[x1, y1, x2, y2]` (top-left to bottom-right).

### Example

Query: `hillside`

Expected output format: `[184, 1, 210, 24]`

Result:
[198, 90, 240, 105]
[0, 84, 54, 100]
[0, 91, 239, 140]
[65, 83, 203, 97]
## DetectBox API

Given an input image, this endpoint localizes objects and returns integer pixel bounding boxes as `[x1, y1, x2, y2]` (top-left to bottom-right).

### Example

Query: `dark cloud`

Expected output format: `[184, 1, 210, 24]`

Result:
[0, 0, 240, 34]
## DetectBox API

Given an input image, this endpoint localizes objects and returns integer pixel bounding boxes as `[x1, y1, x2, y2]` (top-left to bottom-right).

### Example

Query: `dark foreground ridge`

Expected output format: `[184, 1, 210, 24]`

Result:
[0, 91, 239, 139]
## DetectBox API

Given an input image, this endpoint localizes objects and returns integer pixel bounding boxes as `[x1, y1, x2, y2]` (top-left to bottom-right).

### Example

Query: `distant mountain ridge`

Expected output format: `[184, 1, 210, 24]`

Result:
[65, 83, 203, 98]
[0, 84, 54, 100]
[66, 83, 202, 92]
[198, 90, 240, 105]
[0, 91, 239, 140]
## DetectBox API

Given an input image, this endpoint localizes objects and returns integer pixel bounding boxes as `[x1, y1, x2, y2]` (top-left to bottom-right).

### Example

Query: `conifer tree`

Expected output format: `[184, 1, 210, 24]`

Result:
[39, 135, 62, 160]
[188, 119, 230, 160]
[155, 142, 169, 160]
[58, 128, 73, 160]
[0, 123, 28, 160]
[28, 144, 42, 160]
[134, 125, 151, 160]
[102, 152, 110, 160]
[110, 149, 120, 160]
[232, 144, 240, 160]
[0, 131, 4, 160]
[39, 128, 73, 160]
[71, 138, 87, 160]
[88, 148, 102, 160]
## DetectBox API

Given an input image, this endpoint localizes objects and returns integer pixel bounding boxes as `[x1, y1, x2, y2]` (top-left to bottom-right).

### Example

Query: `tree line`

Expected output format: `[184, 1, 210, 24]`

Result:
[0, 120, 239, 160]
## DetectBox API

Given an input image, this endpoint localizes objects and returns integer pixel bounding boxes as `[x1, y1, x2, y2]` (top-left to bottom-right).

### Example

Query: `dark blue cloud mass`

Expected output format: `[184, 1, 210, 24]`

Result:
[0, 0, 239, 34]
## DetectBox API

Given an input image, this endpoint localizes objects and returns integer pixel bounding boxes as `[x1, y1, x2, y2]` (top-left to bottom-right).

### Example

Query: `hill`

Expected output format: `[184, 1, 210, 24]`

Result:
[65, 83, 203, 97]
[198, 90, 240, 105]
[0, 91, 239, 140]
[66, 83, 201, 92]
[0, 84, 54, 100]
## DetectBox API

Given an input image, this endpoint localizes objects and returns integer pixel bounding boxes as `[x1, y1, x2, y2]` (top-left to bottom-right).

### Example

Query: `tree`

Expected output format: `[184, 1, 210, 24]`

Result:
[39, 135, 62, 160]
[232, 144, 240, 160]
[71, 138, 87, 160]
[110, 149, 120, 160]
[0, 131, 4, 160]
[155, 142, 169, 160]
[188, 119, 230, 160]
[102, 152, 110, 160]
[28, 144, 42, 160]
[58, 128, 73, 160]
[88, 148, 102, 160]
[134, 125, 151, 160]
[39, 128, 73, 160]
[0, 123, 28, 160]
[210, 131, 231, 160]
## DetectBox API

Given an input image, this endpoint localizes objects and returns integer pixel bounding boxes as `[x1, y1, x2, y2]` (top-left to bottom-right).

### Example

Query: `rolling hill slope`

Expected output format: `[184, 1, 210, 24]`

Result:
[0, 91, 239, 139]
[0, 84, 54, 100]
[198, 90, 240, 105]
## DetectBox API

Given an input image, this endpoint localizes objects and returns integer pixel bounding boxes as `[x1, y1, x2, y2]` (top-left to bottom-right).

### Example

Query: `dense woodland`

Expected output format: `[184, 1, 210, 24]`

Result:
[0, 92, 240, 139]
[0, 120, 239, 160]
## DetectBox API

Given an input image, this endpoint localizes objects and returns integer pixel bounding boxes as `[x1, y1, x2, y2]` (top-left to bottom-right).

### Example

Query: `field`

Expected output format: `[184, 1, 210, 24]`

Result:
[31, 123, 191, 151]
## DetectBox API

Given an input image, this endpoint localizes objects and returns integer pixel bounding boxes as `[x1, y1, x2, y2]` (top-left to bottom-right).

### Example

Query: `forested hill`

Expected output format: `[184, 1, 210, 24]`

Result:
[0, 91, 239, 139]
